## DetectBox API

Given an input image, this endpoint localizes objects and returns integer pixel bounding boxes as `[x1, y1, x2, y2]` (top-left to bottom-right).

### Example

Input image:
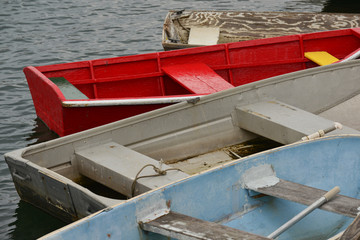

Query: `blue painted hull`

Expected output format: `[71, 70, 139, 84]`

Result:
[41, 135, 360, 240]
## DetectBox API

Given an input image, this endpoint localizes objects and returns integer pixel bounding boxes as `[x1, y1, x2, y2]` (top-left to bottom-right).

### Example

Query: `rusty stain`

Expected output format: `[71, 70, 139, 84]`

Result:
[267, 100, 297, 111]
[187, 97, 200, 104]
[107, 233, 111, 238]
[244, 109, 271, 120]
[250, 193, 267, 199]
[62, 102, 91, 107]
[166, 200, 171, 208]
[109, 145, 115, 148]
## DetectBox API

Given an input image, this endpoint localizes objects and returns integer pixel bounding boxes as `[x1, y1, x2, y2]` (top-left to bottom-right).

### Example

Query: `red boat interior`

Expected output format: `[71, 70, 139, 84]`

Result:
[29, 28, 360, 101]
[23, 28, 360, 136]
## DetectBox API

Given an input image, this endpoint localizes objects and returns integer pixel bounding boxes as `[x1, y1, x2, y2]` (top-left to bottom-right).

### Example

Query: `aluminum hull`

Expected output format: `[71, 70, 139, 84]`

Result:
[6, 60, 360, 222]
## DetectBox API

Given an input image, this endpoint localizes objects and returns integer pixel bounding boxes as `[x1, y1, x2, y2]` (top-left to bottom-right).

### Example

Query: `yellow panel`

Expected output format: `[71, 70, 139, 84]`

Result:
[304, 51, 340, 66]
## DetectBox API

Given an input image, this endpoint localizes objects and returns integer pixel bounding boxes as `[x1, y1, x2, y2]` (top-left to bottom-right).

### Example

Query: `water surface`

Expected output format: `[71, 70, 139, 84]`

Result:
[0, 0, 357, 239]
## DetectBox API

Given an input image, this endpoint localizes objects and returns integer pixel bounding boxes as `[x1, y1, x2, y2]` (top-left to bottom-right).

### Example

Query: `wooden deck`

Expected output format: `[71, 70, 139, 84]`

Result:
[163, 10, 360, 50]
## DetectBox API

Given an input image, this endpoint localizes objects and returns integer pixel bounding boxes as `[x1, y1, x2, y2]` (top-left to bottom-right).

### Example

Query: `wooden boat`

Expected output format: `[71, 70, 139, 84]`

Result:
[6, 60, 360, 223]
[162, 10, 360, 50]
[40, 135, 360, 240]
[24, 27, 360, 136]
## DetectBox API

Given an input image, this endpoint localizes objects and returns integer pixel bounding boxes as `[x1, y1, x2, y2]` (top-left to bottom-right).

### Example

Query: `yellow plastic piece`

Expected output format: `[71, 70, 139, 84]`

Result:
[304, 51, 339, 66]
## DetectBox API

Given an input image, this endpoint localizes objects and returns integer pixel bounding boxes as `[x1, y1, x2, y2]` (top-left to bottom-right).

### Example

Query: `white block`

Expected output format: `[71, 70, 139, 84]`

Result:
[188, 26, 220, 45]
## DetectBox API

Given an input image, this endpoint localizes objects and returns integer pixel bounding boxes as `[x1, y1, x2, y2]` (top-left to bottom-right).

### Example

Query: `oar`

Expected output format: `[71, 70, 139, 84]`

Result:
[339, 48, 360, 63]
[268, 186, 340, 239]
[301, 122, 343, 141]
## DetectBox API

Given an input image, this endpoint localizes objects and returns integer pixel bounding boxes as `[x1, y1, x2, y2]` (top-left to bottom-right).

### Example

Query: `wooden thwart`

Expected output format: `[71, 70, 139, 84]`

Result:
[248, 179, 360, 218]
[339, 215, 360, 240]
[141, 211, 271, 240]
[162, 62, 234, 94]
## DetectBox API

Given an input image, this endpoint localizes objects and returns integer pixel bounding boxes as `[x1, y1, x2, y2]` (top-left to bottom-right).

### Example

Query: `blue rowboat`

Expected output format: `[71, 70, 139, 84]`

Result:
[41, 135, 360, 240]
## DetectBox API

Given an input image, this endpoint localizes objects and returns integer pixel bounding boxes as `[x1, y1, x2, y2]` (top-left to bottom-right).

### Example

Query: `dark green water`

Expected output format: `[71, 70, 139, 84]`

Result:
[1, 0, 359, 239]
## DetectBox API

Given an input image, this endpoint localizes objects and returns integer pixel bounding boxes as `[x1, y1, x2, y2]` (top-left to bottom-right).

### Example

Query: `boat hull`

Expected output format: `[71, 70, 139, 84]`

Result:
[41, 135, 360, 239]
[162, 10, 360, 50]
[24, 28, 360, 136]
[6, 60, 360, 222]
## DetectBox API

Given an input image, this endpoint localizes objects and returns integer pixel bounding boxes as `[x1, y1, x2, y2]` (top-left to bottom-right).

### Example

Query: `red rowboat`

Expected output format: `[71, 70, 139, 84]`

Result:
[24, 28, 360, 136]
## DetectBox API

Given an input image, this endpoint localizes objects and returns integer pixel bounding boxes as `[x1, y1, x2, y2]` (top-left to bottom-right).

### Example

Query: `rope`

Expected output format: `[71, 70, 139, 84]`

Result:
[131, 164, 181, 197]
[176, 18, 190, 32]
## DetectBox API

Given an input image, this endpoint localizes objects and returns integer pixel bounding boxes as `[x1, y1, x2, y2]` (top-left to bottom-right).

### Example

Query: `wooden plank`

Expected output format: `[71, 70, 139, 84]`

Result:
[339, 215, 360, 240]
[162, 63, 233, 94]
[75, 142, 188, 197]
[249, 179, 360, 218]
[235, 100, 359, 144]
[163, 11, 360, 50]
[49, 77, 88, 99]
[141, 211, 271, 240]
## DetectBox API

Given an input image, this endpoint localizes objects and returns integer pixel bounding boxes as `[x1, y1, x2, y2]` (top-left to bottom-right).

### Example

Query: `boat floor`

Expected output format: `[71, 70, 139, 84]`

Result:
[220, 199, 349, 240]
[143, 187, 353, 240]
[143, 174, 358, 239]
[168, 138, 281, 175]
[66, 138, 280, 200]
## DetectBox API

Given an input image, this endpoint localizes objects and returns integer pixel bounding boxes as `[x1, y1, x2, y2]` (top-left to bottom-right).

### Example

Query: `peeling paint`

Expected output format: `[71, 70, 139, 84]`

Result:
[242, 164, 279, 190]
[267, 100, 297, 111]
[243, 108, 271, 120]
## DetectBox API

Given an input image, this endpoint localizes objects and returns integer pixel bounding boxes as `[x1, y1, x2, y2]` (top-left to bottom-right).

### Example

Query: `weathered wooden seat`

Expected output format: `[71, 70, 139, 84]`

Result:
[49, 77, 89, 99]
[162, 62, 234, 94]
[337, 215, 360, 239]
[141, 211, 271, 240]
[74, 142, 188, 197]
[246, 179, 360, 218]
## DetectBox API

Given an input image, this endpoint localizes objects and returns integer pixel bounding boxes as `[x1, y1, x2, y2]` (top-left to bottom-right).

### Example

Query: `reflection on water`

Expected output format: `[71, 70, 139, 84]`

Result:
[26, 118, 59, 146]
[1, 0, 358, 239]
[4, 117, 62, 240]
[9, 201, 65, 240]
[323, 0, 360, 13]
